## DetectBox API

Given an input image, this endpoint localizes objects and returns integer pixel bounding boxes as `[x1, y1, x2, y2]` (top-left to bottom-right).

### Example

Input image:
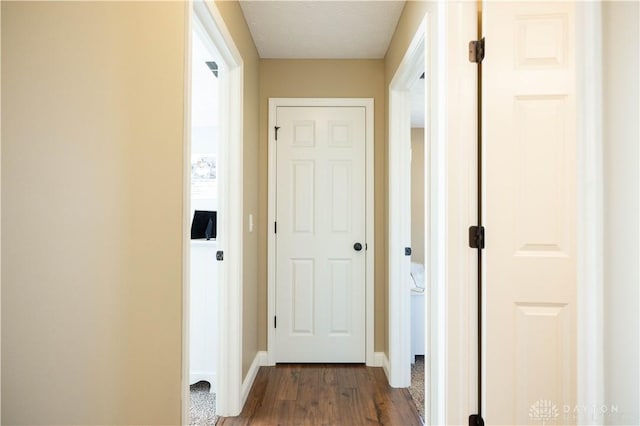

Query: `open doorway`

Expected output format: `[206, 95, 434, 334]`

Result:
[387, 13, 441, 425]
[407, 72, 426, 420]
[188, 13, 222, 425]
[183, 1, 245, 423]
[387, 16, 426, 393]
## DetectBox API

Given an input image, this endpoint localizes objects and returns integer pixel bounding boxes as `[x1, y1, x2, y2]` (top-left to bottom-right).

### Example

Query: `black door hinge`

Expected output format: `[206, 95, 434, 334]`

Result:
[469, 414, 485, 426]
[469, 226, 485, 249]
[274, 316, 277, 328]
[469, 38, 485, 63]
[274, 222, 277, 234]
[405, 247, 412, 256]
[275, 126, 280, 141]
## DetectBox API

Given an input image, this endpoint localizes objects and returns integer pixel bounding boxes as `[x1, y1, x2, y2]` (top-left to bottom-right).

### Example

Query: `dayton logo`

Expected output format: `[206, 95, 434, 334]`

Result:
[529, 399, 560, 425]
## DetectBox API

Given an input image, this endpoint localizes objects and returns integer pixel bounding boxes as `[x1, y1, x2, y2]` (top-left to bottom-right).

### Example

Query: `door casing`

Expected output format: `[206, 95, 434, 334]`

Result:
[182, 1, 245, 420]
[387, 16, 426, 390]
[267, 98, 375, 366]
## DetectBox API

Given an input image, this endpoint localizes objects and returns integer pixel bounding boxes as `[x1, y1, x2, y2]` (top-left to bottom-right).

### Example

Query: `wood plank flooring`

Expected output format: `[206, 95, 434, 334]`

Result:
[217, 364, 424, 426]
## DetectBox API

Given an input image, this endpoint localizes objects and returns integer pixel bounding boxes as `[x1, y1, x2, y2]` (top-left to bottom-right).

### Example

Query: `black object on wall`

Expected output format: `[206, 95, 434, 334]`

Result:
[191, 210, 217, 240]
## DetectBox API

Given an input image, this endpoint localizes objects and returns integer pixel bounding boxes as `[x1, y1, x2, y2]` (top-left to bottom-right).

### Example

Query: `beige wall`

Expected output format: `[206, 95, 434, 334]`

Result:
[2, 2, 185, 424]
[383, 1, 429, 354]
[214, 0, 261, 381]
[411, 128, 425, 264]
[258, 59, 387, 352]
[385, 1, 430, 85]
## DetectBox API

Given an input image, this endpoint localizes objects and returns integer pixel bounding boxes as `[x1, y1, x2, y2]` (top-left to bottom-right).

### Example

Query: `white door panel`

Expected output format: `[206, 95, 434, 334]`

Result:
[484, 2, 577, 424]
[276, 106, 366, 363]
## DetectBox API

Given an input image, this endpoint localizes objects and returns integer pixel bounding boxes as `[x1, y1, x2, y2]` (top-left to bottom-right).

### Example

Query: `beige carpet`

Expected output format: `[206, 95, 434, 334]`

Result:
[409, 355, 425, 421]
[190, 381, 218, 426]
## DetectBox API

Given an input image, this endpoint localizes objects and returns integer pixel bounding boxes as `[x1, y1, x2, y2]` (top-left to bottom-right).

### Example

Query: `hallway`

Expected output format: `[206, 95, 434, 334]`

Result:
[218, 364, 423, 425]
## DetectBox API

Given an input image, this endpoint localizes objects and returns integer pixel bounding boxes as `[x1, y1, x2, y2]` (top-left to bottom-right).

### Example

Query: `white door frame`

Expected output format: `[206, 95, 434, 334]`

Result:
[182, 1, 244, 421]
[387, 18, 426, 390]
[267, 98, 375, 366]
[388, 3, 479, 424]
[576, 1, 604, 421]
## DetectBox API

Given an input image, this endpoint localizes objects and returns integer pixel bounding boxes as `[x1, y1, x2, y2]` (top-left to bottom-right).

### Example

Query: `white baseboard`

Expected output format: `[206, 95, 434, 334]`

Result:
[372, 351, 391, 382]
[240, 351, 267, 408]
[382, 353, 390, 381]
[372, 351, 385, 367]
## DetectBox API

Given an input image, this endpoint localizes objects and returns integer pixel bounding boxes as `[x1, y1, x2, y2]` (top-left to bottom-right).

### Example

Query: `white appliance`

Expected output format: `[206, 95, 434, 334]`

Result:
[189, 240, 218, 392]
[410, 262, 425, 363]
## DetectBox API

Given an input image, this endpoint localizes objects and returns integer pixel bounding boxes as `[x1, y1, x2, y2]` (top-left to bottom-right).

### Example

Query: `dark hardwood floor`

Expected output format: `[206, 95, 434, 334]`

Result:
[217, 364, 424, 426]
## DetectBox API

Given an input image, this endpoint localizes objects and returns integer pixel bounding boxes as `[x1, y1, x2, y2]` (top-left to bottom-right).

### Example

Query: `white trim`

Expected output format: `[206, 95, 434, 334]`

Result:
[382, 353, 390, 380]
[576, 3, 604, 424]
[183, 0, 245, 421]
[372, 351, 386, 367]
[267, 98, 375, 367]
[451, 2, 480, 423]
[432, 5, 447, 425]
[388, 17, 426, 390]
[241, 351, 268, 407]
[372, 352, 390, 379]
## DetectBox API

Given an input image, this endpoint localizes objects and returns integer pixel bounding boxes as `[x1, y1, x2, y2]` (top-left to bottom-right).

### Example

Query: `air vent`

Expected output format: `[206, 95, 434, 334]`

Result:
[205, 61, 218, 78]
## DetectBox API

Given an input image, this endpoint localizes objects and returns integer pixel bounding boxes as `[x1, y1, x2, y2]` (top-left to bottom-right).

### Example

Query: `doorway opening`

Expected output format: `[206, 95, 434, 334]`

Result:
[187, 13, 222, 425]
[183, 1, 245, 422]
[266, 98, 375, 366]
[407, 71, 426, 420]
[387, 16, 426, 392]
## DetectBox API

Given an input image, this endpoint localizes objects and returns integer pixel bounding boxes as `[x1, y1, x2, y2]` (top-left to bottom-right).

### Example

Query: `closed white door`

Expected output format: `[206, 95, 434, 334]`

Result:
[275, 106, 366, 363]
[483, 2, 577, 424]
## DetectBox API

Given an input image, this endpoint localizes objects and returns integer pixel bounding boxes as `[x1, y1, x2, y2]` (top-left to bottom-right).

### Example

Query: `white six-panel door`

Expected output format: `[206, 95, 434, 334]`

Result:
[484, 2, 577, 424]
[275, 106, 366, 362]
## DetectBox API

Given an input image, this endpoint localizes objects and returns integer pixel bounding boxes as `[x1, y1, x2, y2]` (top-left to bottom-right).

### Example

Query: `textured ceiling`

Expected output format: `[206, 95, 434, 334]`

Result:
[239, 1, 406, 59]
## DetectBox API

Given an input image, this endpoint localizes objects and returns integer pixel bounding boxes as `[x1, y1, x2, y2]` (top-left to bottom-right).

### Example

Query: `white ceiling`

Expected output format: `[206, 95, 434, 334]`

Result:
[237, 1, 424, 127]
[239, 1, 406, 59]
